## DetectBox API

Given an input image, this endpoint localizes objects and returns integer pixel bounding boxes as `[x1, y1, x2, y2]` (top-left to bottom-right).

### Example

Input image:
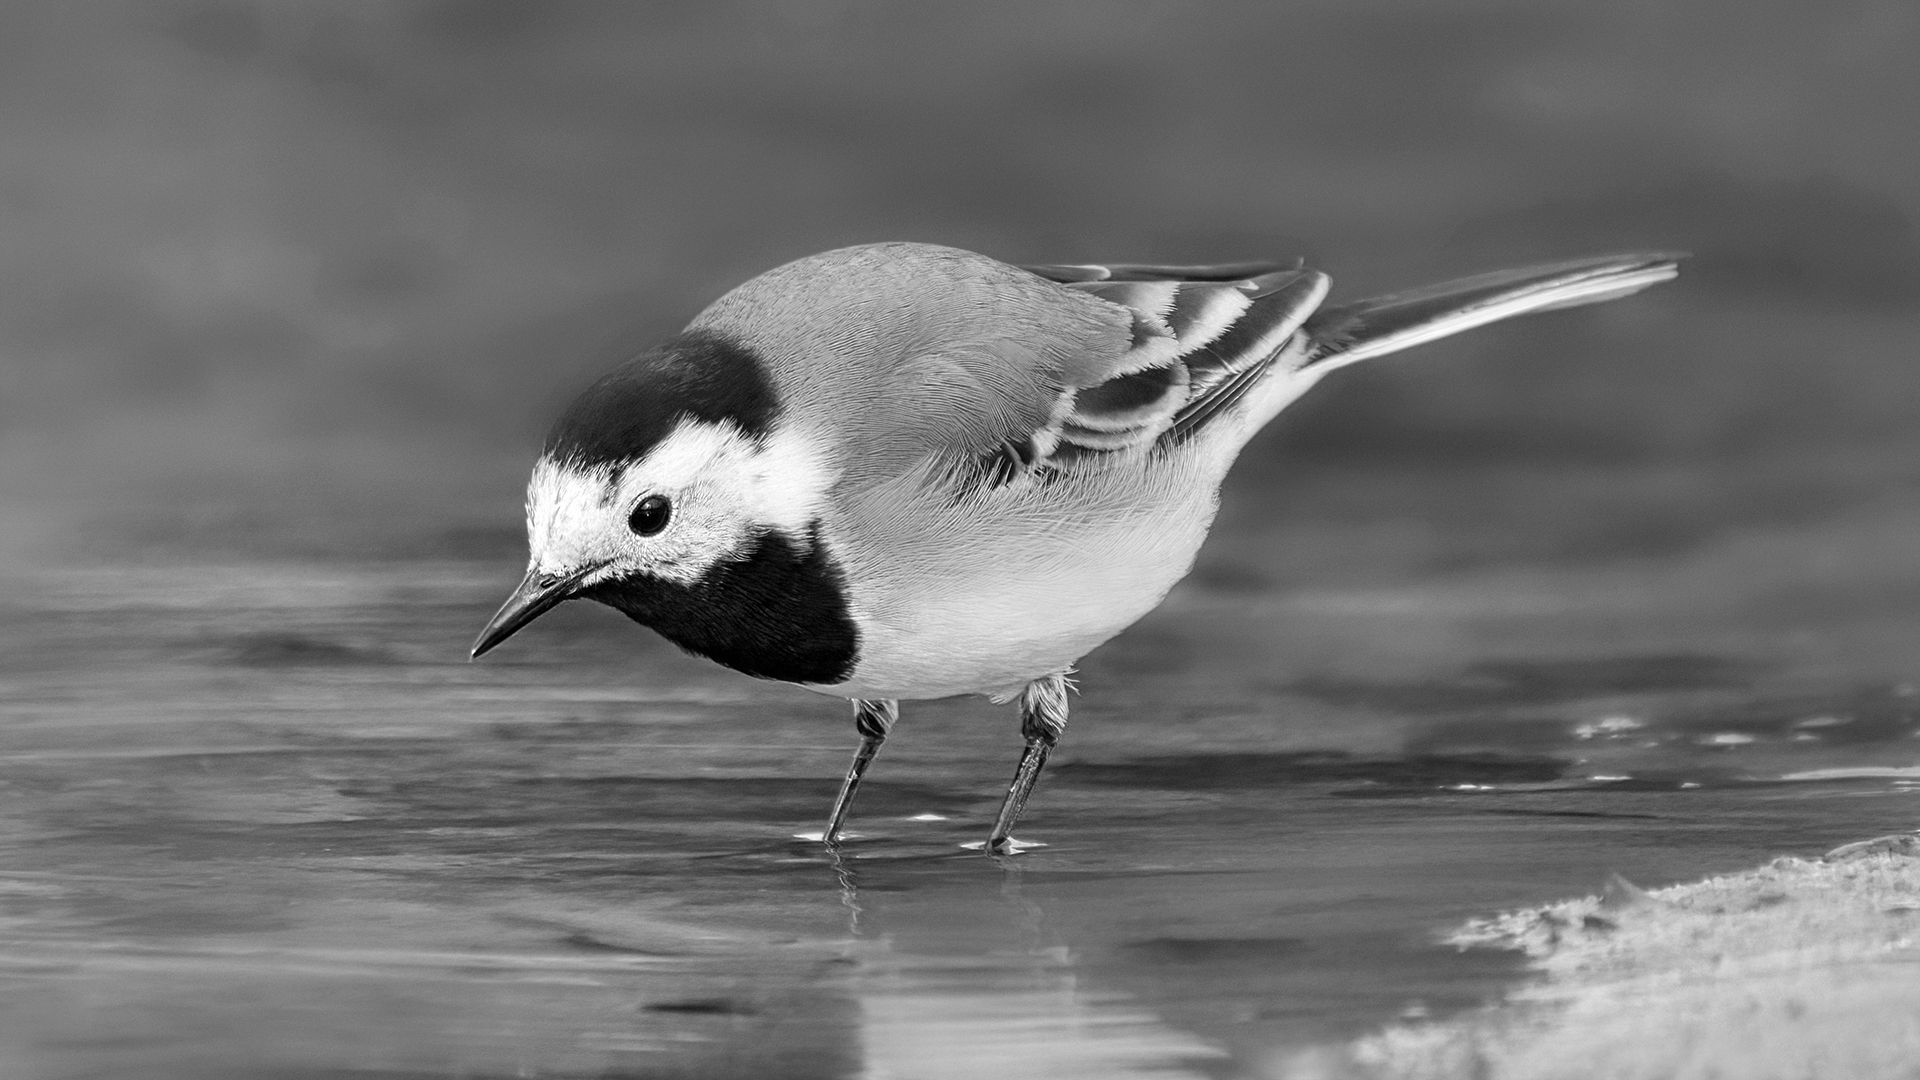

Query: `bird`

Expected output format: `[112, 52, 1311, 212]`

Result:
[470, 242, 1681, 853]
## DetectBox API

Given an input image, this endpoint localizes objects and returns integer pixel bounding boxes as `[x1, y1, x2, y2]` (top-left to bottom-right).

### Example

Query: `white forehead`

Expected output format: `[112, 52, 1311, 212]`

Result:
[525, 418, 835, 574]
[524, 457, 617, 574]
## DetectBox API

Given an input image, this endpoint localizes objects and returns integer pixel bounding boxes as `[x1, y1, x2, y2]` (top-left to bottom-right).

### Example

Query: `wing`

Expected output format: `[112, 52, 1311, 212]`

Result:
[999, 252, 1683, 478]
[993, 260, 1330, 478]
[689, 244, 1332, 490]
[690, 245, 1678, 495]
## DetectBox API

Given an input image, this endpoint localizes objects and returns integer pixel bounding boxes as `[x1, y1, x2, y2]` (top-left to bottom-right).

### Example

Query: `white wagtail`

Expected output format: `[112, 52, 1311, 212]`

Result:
[471, 243, 1680, 852]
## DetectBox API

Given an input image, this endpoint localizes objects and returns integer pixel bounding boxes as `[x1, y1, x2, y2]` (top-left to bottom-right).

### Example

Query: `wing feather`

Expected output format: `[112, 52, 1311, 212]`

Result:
[904, 248, 1680, 489]
[993, 266, 1329, 478]
[696, 244, 1679, 498]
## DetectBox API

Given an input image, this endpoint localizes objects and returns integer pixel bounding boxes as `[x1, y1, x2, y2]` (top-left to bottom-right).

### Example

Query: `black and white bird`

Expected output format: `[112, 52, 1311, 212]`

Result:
[471, 243, 1680, 853]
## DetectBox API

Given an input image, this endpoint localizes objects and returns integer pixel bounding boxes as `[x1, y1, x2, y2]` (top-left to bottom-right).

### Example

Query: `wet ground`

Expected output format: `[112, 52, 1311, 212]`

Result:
[2, 458, 1915, 1078]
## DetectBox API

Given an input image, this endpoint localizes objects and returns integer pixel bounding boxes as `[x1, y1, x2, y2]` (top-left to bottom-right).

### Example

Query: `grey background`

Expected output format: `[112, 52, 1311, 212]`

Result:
[2, 1, 1914, 571]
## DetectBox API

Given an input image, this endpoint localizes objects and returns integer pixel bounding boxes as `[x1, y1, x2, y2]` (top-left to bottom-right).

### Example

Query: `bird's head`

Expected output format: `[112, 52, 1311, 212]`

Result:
[470, 330, 835, 659]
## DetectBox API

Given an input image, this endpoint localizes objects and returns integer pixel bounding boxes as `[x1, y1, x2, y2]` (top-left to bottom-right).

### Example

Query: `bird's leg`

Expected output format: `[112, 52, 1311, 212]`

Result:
[824, 698, 897, 844]
[987, 673, 1070, 853]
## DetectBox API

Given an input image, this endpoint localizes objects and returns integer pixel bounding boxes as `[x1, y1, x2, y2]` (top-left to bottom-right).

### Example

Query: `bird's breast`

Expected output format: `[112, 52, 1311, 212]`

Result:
[820, 460, 1225, 701]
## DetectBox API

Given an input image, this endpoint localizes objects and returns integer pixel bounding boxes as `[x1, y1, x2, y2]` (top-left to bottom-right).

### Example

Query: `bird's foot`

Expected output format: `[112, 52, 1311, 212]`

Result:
[962, 836, 1047, 855]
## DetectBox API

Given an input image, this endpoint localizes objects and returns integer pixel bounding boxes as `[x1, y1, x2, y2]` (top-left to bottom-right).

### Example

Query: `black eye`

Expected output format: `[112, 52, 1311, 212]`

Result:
[628, 494, 671, 536]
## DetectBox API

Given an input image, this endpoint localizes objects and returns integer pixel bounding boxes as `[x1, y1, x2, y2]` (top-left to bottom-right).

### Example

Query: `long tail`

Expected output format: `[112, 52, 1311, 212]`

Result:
[1298, 252, 1684, 374]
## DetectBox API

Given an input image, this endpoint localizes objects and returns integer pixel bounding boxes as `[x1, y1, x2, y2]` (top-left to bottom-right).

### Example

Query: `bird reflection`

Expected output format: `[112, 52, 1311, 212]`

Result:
[825, 843, 865, 934]
[813, 841, 1225, 1078]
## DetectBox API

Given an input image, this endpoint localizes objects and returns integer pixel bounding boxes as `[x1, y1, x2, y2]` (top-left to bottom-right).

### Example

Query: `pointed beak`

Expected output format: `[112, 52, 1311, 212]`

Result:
[470, 564, 602, 659]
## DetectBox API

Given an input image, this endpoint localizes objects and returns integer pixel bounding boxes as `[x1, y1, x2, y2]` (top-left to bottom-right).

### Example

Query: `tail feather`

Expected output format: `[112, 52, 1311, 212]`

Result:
[1300, 252, 1684, 372]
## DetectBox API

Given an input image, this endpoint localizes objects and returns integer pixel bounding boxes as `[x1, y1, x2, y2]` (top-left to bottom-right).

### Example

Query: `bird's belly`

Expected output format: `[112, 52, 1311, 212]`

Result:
[818, 501, 1216, 701]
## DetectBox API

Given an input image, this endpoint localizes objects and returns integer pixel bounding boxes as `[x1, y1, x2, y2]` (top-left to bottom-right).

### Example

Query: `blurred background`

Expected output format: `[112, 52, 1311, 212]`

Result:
[1, 0, 1914, 569]
[1, 4, 1917, 1078]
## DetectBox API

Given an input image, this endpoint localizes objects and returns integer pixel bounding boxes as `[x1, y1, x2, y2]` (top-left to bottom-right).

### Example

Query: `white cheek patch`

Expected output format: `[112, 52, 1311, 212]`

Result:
[743, 423, 838, 536]
[524, 419, 837, 586]
[624, 419, 835, 539]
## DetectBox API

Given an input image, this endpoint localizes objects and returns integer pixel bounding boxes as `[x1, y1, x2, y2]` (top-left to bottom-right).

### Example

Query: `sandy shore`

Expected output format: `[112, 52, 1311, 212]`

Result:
[1296, 834, 1920, 1080]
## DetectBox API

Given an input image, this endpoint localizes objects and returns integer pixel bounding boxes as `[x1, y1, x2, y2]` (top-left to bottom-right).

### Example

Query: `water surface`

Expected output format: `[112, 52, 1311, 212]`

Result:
[3, 493, 1915, 1078]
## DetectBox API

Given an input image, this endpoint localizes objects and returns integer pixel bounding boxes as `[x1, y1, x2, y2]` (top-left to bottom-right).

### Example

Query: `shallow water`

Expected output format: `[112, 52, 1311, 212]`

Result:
[0, 4, 1914, 1074]
[2, 493, 1915, 1079]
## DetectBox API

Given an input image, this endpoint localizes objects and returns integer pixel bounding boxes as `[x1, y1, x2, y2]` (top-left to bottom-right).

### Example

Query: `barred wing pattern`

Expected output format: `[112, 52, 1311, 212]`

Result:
[998, 260, 1330, 478]
[998, 251, 1685, 484]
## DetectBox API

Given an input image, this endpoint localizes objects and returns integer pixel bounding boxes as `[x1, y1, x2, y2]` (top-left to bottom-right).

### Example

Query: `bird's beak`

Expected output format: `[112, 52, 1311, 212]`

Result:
[470, 564, 601, 659]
